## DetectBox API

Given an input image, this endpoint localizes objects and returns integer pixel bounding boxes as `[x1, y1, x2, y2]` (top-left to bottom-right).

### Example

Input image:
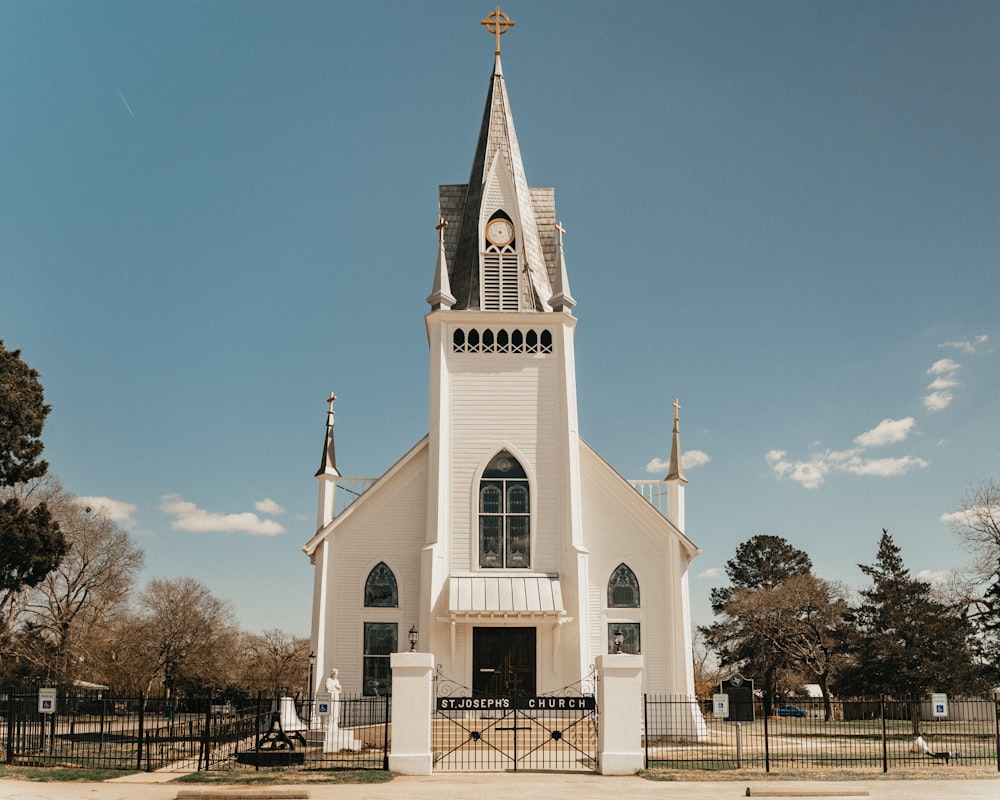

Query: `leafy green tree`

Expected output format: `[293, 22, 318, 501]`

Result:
[710, 534, 813, 611]
[0, 342, 66, 680]
[836, 530, 984, 731]
[704, 535, 814, 712]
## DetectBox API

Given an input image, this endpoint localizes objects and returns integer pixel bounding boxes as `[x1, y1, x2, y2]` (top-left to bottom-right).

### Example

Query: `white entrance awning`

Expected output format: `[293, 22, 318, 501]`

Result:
[448, 576, 565, 619]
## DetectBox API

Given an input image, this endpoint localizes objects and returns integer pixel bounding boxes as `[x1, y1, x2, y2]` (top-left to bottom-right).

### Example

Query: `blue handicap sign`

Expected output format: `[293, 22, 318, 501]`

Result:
[319, 703, 329, 714]
[42, 700, 52, 709]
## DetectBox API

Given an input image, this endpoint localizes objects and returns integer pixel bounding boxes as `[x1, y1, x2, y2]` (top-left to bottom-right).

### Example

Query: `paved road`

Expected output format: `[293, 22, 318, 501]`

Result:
[2, 774, 1000, 800]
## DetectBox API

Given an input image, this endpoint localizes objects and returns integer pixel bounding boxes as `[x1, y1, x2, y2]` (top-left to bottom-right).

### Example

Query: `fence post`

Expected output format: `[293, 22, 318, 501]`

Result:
[382, 694, 390, 771]
[994, 698, 999, 773]
[642, 694, 648, 769]
[763, 701, 770, 773]
[201, 689, 212, 771]
[6, 686, 12, 764]
[387, 651, 433, 775]
[596, 653, 644, 775]
[136, 691, 145, 772]
[880, 695, 888, 773]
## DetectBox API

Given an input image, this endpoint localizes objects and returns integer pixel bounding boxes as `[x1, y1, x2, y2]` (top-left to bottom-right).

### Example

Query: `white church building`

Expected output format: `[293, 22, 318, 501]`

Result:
[303, 32, 701, 705]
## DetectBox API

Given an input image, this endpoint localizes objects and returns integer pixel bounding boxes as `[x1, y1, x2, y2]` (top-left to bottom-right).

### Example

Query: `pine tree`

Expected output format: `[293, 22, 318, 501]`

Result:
[836, 530, 984, 703]
[0, 341, 66, 679]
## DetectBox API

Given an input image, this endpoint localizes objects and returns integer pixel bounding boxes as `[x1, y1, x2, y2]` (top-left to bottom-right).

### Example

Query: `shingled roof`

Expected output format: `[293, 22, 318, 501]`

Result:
[438, 54, 557, 311]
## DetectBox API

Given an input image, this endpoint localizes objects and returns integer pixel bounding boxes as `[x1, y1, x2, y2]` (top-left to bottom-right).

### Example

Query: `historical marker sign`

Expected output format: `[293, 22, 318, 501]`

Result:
[720, 674, 755, 722]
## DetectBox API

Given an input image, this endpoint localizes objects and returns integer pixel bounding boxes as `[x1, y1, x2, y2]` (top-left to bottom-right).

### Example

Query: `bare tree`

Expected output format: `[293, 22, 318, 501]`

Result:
[118, 577, 239, 699]
[238, 629, 311, 697]
[12, 476, 144, 684]
[947, 479, 1000, 583]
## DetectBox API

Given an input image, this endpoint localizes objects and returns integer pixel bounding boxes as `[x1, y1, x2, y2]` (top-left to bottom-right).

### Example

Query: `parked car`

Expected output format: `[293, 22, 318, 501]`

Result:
[776, 704, 805, 717]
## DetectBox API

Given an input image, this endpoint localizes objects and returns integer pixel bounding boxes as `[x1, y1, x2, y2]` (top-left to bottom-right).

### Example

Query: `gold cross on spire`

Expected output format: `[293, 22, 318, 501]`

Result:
[436, 216, 448, 245]
[481, 6, 515, 55]
[555, 221, 566, 248]
[327, 392, 337, 418]
[673, 397, 681, 423]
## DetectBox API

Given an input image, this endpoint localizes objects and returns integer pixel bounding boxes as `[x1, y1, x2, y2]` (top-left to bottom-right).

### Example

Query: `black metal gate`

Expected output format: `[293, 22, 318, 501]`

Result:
[432, 668, 597, 772]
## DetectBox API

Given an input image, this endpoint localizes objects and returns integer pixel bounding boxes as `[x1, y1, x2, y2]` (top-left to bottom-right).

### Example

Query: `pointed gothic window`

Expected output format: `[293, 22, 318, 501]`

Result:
[364, 562, 398, 607]
[608, 563, 640, 608]
[479, 450, 530, 569]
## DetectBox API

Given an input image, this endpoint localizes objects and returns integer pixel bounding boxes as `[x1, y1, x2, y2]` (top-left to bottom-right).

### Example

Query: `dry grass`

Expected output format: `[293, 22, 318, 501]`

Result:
[642, 765, 1000, 782]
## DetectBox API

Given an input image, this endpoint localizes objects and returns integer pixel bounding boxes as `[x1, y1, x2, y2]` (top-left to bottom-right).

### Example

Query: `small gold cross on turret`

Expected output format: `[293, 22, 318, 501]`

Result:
[481, 6, 515, 55]
[673, 397, 681, 423]
[555, 221, 566, 248]
[436, 217, 448, 245]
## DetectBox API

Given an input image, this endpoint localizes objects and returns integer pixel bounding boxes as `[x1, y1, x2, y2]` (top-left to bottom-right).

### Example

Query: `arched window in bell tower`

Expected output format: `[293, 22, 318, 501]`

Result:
[478, 450, 530, 569]
[483, 212, 518, 311]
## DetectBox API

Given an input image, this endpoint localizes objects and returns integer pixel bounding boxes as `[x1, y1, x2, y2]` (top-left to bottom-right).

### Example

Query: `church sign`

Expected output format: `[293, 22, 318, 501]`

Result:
[436, 695, 595, 711]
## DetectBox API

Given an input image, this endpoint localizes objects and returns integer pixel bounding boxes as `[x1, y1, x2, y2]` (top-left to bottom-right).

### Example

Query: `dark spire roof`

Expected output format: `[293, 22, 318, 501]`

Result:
[666, 398, 687, 484]
[441, 55, 555, 311]
[315, 393, 340, 478]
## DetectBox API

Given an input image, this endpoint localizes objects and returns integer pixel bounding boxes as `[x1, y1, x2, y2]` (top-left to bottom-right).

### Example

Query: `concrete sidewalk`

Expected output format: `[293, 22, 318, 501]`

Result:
[2, 774, 1000, 800]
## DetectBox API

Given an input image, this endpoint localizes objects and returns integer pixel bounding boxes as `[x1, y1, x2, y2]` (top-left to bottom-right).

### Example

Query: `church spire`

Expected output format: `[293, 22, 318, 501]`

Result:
[665, 398, 687, 484]
[445, 9, 553, 312]
[427, 218, 455, 310]
[549, 221, 575, 312]
[315, 392, 340, 478]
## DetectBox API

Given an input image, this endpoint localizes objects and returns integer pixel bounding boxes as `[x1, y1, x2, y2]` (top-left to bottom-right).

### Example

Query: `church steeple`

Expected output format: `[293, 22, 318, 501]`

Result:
[665, 398, 687, 484]
[549, 221, 575, 312]
[315, 392, 340, 478]
[427, 218, 455, 310]
[438, 13, 556, 313]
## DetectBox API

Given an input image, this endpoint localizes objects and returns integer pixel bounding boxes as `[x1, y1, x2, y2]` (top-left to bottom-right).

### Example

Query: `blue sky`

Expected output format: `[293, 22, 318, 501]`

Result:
[2, 1, 998, 638]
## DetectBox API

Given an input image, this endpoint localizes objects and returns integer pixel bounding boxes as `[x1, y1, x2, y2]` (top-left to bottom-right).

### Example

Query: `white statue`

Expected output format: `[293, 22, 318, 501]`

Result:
[323, 668, 359, 752]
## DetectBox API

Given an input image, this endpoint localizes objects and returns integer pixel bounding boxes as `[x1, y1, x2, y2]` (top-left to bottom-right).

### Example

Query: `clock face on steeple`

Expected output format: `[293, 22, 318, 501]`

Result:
[485, 218, 515, 247]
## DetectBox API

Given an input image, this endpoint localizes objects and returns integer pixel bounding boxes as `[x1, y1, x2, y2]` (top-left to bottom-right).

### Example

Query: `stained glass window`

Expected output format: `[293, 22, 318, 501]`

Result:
[608, 563, 640, 608]
[364, 562, 398, 607]
[479, 451, 530, 569]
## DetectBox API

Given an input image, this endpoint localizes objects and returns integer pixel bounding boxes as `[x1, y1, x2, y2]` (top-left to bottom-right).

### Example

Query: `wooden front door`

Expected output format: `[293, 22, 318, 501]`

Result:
[472, 627, 536, 698]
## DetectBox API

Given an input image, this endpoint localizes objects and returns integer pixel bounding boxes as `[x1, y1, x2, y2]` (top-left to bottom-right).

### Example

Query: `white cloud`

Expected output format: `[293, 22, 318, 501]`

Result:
[698, 567, 721, 579]
[853, 418, 915, 449]
[685, 450, 712, 468]
[923, 391, 953, 412]
[74, 496, 138, 527]
[916, 569, 950, 586]
[927, 358, 960, 375]
[939, 335, 990, 354]
[766, 450, 829, 490]
[939, 340, 976, 354]
[254, 498, 285, 515]
[841, 455, 929, 478]
[940, 505, 1000, 527]
[766, 447, 928, 490]
[160, 494, 286, 537]
[645, 450, 710, 474]
[645, 457, 669, 474]
[927, 376, 958, 390]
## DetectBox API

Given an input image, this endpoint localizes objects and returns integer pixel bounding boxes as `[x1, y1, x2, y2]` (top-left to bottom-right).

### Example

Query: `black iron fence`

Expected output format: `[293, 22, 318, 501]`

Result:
[2, 688, 389, 773]
[645, 695, 1000, 773]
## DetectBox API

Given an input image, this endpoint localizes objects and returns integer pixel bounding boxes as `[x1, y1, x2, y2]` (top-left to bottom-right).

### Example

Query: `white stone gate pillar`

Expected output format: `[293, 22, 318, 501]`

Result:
[388, 652, 434, 775]
[596, 653, 644, 775]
